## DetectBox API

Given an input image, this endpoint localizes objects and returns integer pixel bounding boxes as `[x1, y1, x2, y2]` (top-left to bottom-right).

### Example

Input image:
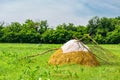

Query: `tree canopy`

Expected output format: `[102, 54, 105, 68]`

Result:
[0, 16, 120, 44]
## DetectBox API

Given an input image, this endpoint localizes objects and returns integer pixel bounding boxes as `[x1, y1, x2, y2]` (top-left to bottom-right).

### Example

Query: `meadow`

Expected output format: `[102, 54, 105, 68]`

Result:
[0, 43, 120, 80]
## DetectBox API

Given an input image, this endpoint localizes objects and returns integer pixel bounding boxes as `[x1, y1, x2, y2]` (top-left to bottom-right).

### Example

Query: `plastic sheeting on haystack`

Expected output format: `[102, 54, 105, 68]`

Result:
[48, 39, 99, 66]
[61, 39, 89, 53]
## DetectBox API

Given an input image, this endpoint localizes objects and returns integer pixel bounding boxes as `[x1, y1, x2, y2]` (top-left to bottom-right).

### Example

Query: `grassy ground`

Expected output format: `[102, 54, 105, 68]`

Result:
[0, 43, 120, 80]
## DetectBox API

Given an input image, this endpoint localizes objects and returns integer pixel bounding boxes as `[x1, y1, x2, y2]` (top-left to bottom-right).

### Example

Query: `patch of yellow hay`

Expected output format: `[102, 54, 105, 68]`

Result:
[48, 48, 99, 66]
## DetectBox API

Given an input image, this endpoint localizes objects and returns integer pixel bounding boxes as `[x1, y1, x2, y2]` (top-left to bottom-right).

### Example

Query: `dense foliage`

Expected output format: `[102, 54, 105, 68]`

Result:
[0, 16, 120, 44]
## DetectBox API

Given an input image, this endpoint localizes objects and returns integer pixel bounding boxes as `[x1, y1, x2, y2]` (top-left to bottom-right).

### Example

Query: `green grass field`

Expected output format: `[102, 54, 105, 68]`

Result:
[0, 43, 120, 80]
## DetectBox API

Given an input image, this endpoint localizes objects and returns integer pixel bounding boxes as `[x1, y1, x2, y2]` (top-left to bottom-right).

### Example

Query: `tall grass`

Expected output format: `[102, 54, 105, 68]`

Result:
[0, 43, 120, 80]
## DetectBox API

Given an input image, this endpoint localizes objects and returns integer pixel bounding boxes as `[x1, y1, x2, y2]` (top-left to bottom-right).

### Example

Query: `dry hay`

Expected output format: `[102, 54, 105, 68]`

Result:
[48, 48, 99, 66]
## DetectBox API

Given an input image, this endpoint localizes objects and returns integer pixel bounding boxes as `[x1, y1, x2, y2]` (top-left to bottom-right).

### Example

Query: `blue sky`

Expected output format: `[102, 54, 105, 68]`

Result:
[0, 0, 120, 27]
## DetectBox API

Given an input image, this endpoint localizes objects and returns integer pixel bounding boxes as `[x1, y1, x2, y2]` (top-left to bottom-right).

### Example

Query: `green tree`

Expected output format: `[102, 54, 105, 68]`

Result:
[1, 22, 22, 42]
[41, 29, 73, 43]
[41, 29, 54, 43]
[56, 23, 77, 31]
[106, 25, 120, 44]
[97, 17, 115, 37]
[0, 22, 4, 41]
[38, 20, 48, 34]
[87, 16, 100, 36]
[24, 19, 38, 31]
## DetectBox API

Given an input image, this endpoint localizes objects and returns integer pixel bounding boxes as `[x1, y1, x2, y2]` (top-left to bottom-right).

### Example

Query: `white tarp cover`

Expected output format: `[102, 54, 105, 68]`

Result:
[61, 39, 89, 53]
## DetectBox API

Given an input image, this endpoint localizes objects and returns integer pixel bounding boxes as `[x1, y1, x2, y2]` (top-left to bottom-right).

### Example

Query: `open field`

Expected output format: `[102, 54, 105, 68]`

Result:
[0, 43, 120, 80]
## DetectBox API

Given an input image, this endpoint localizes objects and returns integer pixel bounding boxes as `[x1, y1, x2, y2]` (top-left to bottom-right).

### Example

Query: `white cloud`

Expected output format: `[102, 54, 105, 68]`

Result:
[0, 0, 120, 27]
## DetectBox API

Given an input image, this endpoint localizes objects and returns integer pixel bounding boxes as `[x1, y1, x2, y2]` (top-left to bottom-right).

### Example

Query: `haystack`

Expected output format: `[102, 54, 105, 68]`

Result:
[48, 39, 99, 66]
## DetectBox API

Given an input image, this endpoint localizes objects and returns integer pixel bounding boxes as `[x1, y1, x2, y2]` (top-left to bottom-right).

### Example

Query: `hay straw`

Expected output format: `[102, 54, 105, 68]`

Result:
[48, 48, 99, 66]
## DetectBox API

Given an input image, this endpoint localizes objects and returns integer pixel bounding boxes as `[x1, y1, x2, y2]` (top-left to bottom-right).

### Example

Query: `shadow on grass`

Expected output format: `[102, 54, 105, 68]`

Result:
[100, 61, 120, 67]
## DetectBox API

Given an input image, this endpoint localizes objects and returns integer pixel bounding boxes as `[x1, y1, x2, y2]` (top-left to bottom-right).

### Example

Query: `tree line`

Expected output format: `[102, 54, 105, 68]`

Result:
[0, 16, 120, 44]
